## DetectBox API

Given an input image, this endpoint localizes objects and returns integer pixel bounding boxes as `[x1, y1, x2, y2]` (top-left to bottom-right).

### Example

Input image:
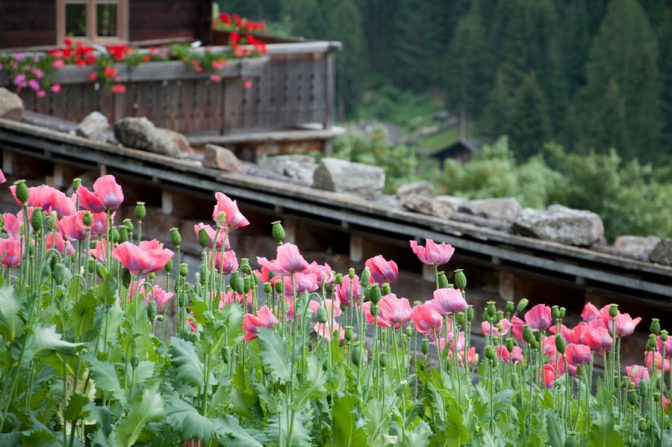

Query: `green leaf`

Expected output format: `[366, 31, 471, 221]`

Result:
[132, 360, 154, 386]
[333, 394, 367, 447]
[546, 412, 566, 447]
[404, 419, 431, 447]
[112, 387, 164, 447]
[82, 354, 126, 405]
[445, 399, 471, 446]
[217, 415, 266, 447]
[266, 406, 312, 447]
[71, 292, 97, 339]
[64, 392, 90, 421]
[292, 355, 326, 409]
[169, 337, 205, 388]
[24, 325, 84, 363]
[255, 328, 290, 383]
[165, 396, 219, 442]
[0, 285, 23, 341]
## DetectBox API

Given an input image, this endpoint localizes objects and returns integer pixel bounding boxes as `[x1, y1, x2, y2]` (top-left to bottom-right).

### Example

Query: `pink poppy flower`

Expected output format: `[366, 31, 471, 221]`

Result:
[45, 231, 74, 256]
[410, 304, 442, 337]
[626, 364, 650, 386]
[212, 192, 249, 230]
[455, 346, 478, 366]
[565, 343, 592, 366]
[257, 243, 308, 276]
[314, 321, 345, 341]
[0, 238, 21, 267]
[286, 271, 318, 294]
[306, 261, 334, 285]
[544, 335, 557, 360]
[543, 364, 556, 388]
[112, 240, 174, 275]
[428, 288, 467, 315]
[10, 184, 75, 217]
[511, 316, 525, 344]
[0, 169, 5, 184]
[92, 175, 124, 210]
[253, 265, 273, 283]
[657, 336, 672, 356]
[335, 274, 361, 307]
[581, 303, 600, 322]
[89, 212, 108, 238]
[362, 301, 391, 328]
[615, 313, 641, 337]
[378, 293, 412, 329]
[646, 351, 671, 372]
[148, 285, 174, 310]
[3, 213, 21, 239]
[57, 212, 87, 241]
[409, 239, 455, 265]
[193, 223, 231, 249]
[76, 186, 105, 213]
[525, 304, 552, 330]
[482, 318, 512, 337]
[214, 250, 239, 274]
[365, 255, 398, 284]
[582, 327, 613, 355]
[89, 239, 108, 262]
[243, 305, 278, 341]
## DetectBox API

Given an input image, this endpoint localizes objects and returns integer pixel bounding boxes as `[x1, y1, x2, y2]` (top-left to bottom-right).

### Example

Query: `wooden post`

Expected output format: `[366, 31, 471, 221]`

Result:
[422, 264, 435, 283]
[350, 234, 364, 263]
[283, 217, 297, 244]
[161, 191, 173, 215]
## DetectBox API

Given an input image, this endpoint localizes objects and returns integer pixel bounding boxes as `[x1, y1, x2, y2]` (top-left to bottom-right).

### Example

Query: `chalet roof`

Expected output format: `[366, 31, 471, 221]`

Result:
[419, 137, 481, 159]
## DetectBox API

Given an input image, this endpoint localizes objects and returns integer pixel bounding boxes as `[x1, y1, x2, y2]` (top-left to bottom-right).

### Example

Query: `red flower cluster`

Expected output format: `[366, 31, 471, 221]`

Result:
[218, 13, 267, 33]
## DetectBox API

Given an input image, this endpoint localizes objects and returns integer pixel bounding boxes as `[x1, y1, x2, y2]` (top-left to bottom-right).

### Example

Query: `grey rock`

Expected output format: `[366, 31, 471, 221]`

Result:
[400, 193, 453, 219]
[313, 158, 385, 196]
[114, 117, 193, 158]
[613, 235, 660, 261]
[435, 195, 466, 211]
[258, 155, 317, 183]
[203, 144, 242, 173]
[0, 87, 23, 120]
[511, 204, 604, 246]
[459, 197, 521, 222]
[397, 181, 433, 200]
[649, 239, 672, 266]
[76, 111, 109, 142]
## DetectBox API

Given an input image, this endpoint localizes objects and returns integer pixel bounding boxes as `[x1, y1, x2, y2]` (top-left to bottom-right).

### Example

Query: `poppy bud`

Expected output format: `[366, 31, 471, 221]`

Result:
[135, 201, 146, 220]
[345, 326, 354, 341]
[646, 335, 656, 351]
[638, 419, 647, 432]
[523, 325, 534, 344]
[565, 435, 578, 447]
[147, 300, 157, 320]
[485, 345, 496, 362]
[53, 263, 65, 285]
[221, 347, 230, 364]
[197, 228, 210, 248]
[350, 346, 363, 367]
[379, 352, 387, 368]
[95, 262, 107, 278]
[72, 178, 82, 191]
[179, 263, 188, 277]
[486, 301, 496, 319]
[317, 306, 328, 323]
[506, 338, 514, 353]
[511, 372, 520, 387]
[30, 209, 44, 233]
[454, 269, 467, 291]
[234, 277, 245, 294]
[395, 380, 407, 396]
[15, 180, 29, 205]
[82, 211, 93, 227]
[122, 269, 131, 287]
[555, 335, 566, 354]
[335, 273, 343, 285]
[264, 282, 272, 294]
[466, 306, 474, 321]
[661, 329, 669, 342]
[164, 259, 173, 273]
[367, 285, 381, 304]
[130, 356, 139, 369]
[240, 258, 251, 274]
[628, 389, 638, 405]
[123, 218, 133, 232]
[529, 340, 539, 350]
[609, 304, 619, 318]
[505, 301, 515, 314]
[421, 338, 429, 355]
[49, 254, 58, 271]
[46, 212, 57, 232]
[552, 305, 560, 320]
[654, 391, 662, 402]
[405, 326, 413, 337]
[495, 310, 504, 321]
[650, 318, 661, 335]
[118, 226, 128, 243]
[271, 220, 285, 244]
[371, 303, 379, 316]
[437, 271, 449, 289]
[274, 280, 284, 294]
[640, 380, 650, 397]
[170, 227, 181, 247]
[382, 283, 391, 295]
[348, 268, 355, 279]
[457, 312, 465, 325]
[360, 267, 371, 286]
[516, 298, 529, 314]
[559, 307, 566, 318]
[111, 228, 120, 243]
[243, 276, 252, 293]
[215, 211, 227, 229]
[87, 259, 96, 273]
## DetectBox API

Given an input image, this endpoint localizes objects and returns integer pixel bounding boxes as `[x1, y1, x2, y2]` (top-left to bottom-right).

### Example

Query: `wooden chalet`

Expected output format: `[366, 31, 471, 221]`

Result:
[0, 1, 342, 158]
[421, 137, 480, 165]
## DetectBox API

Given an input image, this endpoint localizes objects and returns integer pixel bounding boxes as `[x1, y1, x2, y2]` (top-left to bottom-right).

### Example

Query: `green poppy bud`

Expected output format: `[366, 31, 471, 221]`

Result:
[215, 211, 227, 229]
[264, 282, 273, 294]
[164, 259, 173, 273]
[243, 276, 252, 293]
[335, 273, 343, 285]
[179, 263, 188, 277]
[421, 338, 429, 355]
[345, 326, 354, 341]
[516, 298, 529, 314]
[609, 304, 619, 318]
[511, 372, 520, 387]
[628, 390, 638, 405]
[46, 212, 57, 232]
[15, 180, 29, 205]
[234, 276, 245, 294]
[348, 268, 355, 279]
[240, 258, 251, 274]
[170, 227, 182, 247]
[274, 280, 284, 294]
[505, 301, 515, 314]
[122, 269, 131, 287]
[350, 346, 363, 367]
[221, 347, 230, 364]
[379, 352, 387, 368]
[130, 356, 139, 369]
[466, 306, 474, 321]
[197, 228, 210, 248]
[555, 335, 566, 354]
[53, 263, 65, 285]
[650, 318, 661, 335]
[271, 220, 285, 244]
[87, 259, 96, 273]
[506, 338, 514, 353]
[559, 307, 566, 318]
[640, 380, 650, 397]
[31, 209, 44, 233]
[405, 326, 413, 337]
[382, 283, 391, 295]
[486, 301, 496, 319]
[371, 303, 379, 316]
[317, 306, 328, 323]
[485, 345, 497, 362]
[119, 226, 128, 243]
[454, 269, 467, 291]
[437, 271, 449, 288]
[135, 201, 146, 220]
[147, 300, 157, 321]
[495, 310, 504, 321]
[638, 418, 647, 432]
[552, 305, 560, 320]
[523, 325, 534, 344]
[82, 211, 93, 227]
[661, 329, 669, 342]
[565, 435, 578, 447]
[123, 218, 133, 232]
[360, 267, 371, 286]
[367, 285, 381, 304]
[456, 312, 465, 325]
[111, 228, 120, 243]
[72, 178, 82, 191]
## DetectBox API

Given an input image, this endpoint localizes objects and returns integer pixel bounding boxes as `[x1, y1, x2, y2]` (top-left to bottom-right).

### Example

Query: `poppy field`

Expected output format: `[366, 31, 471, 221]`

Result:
[0, 175, 669, 446]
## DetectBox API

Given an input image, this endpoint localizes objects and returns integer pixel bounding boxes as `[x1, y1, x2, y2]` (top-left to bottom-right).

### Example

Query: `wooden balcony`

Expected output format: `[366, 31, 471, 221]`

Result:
[2, 41, 342, 151]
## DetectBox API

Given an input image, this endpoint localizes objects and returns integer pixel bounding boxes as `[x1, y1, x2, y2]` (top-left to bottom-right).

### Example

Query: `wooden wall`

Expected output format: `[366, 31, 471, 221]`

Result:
[0, 0, 57, 49]
[129, 0, 212, 44]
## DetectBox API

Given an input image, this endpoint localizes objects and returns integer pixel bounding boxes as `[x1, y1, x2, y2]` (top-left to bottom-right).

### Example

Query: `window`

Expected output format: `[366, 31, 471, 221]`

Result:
[57, 0, 128, 44]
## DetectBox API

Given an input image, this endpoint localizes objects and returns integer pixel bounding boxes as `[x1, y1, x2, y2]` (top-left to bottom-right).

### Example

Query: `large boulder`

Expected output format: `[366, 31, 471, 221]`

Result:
[0, 88, 24, 120]
[203, 144, 242, 173]
[258, 155, 317, 183]
[313, 158, 385, 196]
[396, 181, 433, 201]
[400, 193, 453, 219]
[458, 197, 521, 222]
[649, 239, 672, 266]
[76, 111, 109, 142]
[613, 235, 660, 261]
[114, 117, 193, 158]
[511, 204, 604, 246]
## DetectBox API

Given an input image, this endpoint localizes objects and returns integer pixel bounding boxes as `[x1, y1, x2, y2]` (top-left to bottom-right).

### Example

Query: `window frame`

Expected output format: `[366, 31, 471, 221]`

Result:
[56, 0, 129, 45]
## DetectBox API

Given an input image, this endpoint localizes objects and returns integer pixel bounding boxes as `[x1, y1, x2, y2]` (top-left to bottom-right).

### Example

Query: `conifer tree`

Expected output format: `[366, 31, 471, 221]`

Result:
[509, 73, 552, 160]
